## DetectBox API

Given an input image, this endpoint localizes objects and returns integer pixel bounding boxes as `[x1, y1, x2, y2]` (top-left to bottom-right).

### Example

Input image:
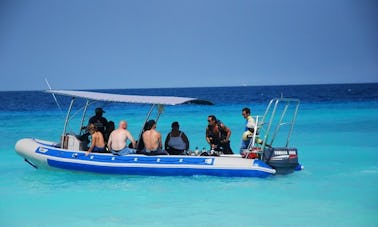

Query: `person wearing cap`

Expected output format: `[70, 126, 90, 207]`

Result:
[165, 121, 190, 155]
[88, 107, 108, 136]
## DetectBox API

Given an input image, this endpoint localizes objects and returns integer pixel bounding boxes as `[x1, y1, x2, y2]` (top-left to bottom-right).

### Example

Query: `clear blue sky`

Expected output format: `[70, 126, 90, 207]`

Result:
[1, 0, 377, 91]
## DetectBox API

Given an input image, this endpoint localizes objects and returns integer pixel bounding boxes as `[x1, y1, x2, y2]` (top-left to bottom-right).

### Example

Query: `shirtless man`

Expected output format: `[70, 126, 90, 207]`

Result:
[142, 120, 163, 153]
[86, 123, 106, 156]
[108, 120, 136, 155]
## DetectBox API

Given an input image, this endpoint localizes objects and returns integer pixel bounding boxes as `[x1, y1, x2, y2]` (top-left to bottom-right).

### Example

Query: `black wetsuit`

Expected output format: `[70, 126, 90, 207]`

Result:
[206, 121, 233, 154]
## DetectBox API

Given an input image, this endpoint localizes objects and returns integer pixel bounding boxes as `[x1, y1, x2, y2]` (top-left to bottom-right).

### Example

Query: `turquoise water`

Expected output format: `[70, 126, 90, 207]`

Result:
[1, 85, 378, 226]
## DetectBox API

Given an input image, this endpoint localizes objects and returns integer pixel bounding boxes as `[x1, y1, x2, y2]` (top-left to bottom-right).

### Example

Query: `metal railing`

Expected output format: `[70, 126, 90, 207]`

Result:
[245, 98, 300, 160]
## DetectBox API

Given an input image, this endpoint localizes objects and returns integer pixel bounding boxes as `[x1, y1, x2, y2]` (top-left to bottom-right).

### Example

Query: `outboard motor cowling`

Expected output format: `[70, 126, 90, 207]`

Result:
[263, 147, 299, 174]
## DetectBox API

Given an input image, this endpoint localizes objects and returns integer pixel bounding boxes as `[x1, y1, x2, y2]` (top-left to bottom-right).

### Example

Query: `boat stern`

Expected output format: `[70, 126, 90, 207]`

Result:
[263, 147, 300, 174]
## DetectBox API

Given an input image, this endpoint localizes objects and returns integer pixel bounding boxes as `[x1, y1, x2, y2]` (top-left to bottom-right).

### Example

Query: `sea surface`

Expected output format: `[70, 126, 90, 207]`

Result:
[1, 83, 377, 227]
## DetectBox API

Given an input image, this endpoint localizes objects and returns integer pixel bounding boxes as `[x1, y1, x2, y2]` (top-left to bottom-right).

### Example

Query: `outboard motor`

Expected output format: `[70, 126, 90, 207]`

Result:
[263, 147, 299, 174]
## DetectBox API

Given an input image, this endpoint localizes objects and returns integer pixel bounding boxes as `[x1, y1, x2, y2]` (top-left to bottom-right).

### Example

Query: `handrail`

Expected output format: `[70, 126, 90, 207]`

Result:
[286, 99, 300, 147]
[269, 100, 289, 145]
[79, 100, 90, 133]
[136, 104, 156, 149]
[247, 97, 300, 160]
[247, 115, 260, 151]
[61, 97, 75, 147]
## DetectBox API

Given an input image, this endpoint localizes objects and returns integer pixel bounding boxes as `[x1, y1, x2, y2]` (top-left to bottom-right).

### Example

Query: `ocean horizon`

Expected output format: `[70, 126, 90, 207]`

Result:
[1, 83, 377, 226]
[1, 81, 377, 92]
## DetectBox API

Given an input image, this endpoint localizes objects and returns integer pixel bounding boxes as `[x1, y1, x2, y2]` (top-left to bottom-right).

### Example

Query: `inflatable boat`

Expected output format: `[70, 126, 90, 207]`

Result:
[15, 90, 302, 177]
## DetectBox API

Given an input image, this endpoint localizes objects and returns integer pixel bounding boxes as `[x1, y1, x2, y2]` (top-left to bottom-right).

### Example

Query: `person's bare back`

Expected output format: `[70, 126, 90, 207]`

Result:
[92, 131, 105, 148]
[86, 123, 106, 155]
[108, 120, 136, 151]
[142, 128, 162, 151]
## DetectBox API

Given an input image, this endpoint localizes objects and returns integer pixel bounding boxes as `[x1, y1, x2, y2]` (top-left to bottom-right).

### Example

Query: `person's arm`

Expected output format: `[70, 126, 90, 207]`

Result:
[86, 134, 97, 156]
[205, 127, 211, 144]
[127, 131, 137, 148]
[158, 133, 162, 149]
[182, 132, 190, 150]
[222, 124, 231, 142]
[164, 133, 170, 149]
[206, 128, 216, 149]
[107, 132, 112, 151]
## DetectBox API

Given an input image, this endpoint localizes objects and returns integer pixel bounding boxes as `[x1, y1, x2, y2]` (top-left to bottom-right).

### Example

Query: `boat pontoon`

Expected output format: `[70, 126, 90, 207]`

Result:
[15, 90, 303, 177]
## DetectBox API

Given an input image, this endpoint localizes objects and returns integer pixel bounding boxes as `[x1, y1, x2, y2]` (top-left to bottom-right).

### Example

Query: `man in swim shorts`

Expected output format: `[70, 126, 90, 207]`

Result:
[108, 120, 136, 155]
[142, 120, 167, 155]
[86, 123, 106, 156]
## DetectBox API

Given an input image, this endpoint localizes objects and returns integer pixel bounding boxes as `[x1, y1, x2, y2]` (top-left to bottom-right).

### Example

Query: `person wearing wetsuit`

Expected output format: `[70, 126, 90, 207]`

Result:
[206, 115, 233, 154]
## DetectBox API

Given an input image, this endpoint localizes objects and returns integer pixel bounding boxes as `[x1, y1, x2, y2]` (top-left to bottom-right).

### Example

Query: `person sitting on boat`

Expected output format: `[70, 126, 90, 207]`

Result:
[141, 119, 167, 155]
[104, 120, 115, 142]
[88, 107, 108, 136]
[107, 120, 136, 155]
[206, 115, 233, 154]
[165, 121, 190, 155]
[86, 123, 106, 155]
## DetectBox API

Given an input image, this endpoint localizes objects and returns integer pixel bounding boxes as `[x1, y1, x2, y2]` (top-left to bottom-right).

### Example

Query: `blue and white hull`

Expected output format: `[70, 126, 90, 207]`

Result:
[15, 138, 276, 178]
